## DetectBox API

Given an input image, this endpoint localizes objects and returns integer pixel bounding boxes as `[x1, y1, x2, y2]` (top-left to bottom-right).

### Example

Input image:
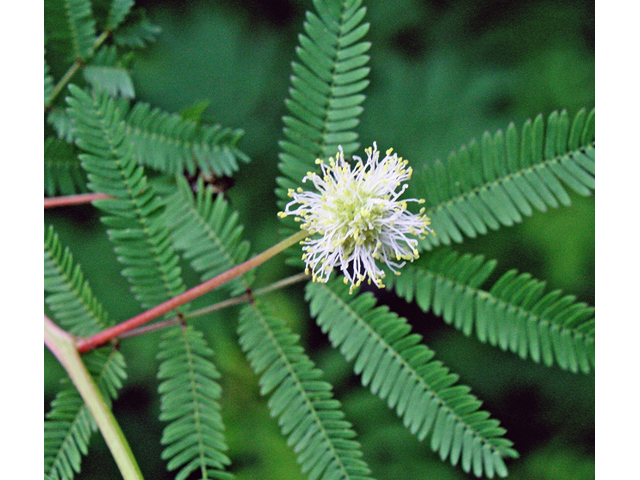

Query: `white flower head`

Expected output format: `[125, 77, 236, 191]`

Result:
[279, 142, 434, 293]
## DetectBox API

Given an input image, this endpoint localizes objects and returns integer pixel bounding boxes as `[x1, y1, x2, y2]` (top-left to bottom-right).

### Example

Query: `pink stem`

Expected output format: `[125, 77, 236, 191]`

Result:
[44, 193, 112, 209]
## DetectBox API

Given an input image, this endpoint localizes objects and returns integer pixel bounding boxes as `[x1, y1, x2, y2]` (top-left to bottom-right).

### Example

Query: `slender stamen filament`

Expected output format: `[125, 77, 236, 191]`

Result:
[279, 143, 434, 293]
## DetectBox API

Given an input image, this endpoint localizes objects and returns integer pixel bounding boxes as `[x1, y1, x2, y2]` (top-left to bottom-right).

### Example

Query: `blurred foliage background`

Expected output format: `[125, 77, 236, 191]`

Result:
[44, 0, 594, 478]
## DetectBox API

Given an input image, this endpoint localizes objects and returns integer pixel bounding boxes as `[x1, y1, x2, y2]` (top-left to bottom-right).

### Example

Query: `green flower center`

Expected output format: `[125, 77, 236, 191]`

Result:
[323, 182, 386, 256]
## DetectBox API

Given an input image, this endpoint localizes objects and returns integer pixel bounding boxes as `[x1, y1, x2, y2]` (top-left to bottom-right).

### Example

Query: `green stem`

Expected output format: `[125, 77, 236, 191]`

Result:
[45, 30, 110, 110]
[77, 230, 309, 353]
[44, 315, 144, 480]
[186, 272, 310, 318]
[46, 60, 82, 111]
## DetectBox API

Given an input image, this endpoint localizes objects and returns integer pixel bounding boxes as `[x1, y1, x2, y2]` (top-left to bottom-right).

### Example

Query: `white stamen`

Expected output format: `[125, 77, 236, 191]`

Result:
[278, 143, 434, 293]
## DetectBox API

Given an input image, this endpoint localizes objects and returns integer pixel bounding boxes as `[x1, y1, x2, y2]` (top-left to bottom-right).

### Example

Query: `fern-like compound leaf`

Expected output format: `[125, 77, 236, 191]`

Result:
[124, 101, 249, 177]
[45, 388, 94, 480]
[105, 0, 134, 30]
[163, 175, 253, 296]
[307, 280, 518, 478]
[66, 85, 187, 310]
[387, 250, 595, 373]
[47, 108, 77, 143]
[276, 0, 371, 205]
[238, 301, 374, 480]
[44, 224, 110, 336]
[68, 0, 97, 59]
[45, 55, 55, 106]
[45, 0, 97, 60]
[50, 92, 244, 179]
[45, 349, 127, 480]
[83, 64, 135, 98]
[45, 137, 88, 197]
[45, 226, 127, 480]
[416, 108, 595, 249]
[157, 324, 233, 480]
[82, 46, 135, 98]
[112, 8, 161, 48]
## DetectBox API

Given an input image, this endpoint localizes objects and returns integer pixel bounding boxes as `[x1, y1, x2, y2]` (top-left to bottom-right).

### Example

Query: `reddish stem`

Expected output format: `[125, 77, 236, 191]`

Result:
[76, 230, 308, 353]
[45, 193, 112, 209]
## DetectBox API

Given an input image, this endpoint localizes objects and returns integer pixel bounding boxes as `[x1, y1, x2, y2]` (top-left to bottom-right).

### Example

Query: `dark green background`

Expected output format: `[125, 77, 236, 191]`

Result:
[45, 0, 594, 478]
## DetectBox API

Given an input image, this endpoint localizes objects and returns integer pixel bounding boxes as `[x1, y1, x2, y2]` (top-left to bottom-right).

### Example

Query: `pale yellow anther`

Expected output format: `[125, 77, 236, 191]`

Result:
[278, 142, 433, 292]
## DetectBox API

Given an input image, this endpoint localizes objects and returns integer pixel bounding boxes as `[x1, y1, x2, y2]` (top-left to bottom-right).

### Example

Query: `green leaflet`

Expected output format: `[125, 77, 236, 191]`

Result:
[387, 250, 595, 373]
[45, 225, 127, 480]
[82, 45, 135, 99]
[47, 108, 76, 143]
[306, 279, 518, 478]
[45, 388, 94, 480]
[44, 137, 88, 197]
[238, 301, 374, 480]
[163, 175, 253, 296]
[44, 0, 96, 61]
[416, 108, 595, 249]
[45, 349, 127, 480]
[105, 0, 135, 31]
[50, 88, 248, 178]
[157, 325, 233, 480]
[45, 225, 110, 336]
[83, 64, 135, 98]
[276, 0, 371, 206]
[111, 8, 162, 48]
[124, 101, 249, 177]
[45, 55, 55, 105]
[66, 86, 187, 310]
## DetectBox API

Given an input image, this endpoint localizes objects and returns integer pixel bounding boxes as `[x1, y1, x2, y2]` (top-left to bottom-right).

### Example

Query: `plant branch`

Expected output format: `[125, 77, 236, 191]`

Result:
[45, 30, 110, 111]
[44, 192, 112, 209]
[44, 315, 144, 480]
[77, 230, 309, 353]
[119, 272, 311, 339]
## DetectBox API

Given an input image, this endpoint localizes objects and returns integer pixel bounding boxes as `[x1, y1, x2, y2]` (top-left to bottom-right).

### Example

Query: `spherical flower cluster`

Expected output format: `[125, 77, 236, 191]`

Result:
[278, 143, 433, 293]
